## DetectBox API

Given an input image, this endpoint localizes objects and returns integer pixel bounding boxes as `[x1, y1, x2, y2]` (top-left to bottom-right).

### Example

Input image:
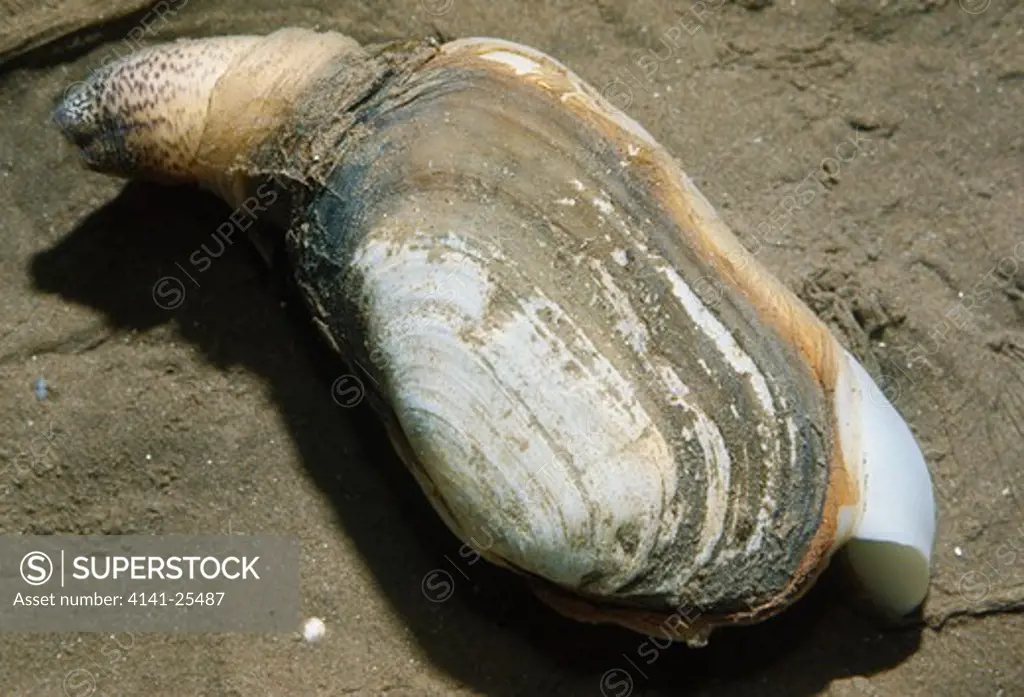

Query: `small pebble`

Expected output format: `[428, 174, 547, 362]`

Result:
[33, 378, 48, 400]
[954, 546, 964, 557]
[302, 617, 326, 642]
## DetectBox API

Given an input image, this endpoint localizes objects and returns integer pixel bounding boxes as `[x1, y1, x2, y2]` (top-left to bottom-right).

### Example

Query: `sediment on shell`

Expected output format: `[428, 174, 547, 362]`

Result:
[242, 38, 441, 199]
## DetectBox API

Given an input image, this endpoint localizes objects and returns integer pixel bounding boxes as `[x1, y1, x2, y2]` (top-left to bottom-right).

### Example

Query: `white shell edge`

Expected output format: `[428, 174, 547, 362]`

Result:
[834, 350, 937, 615]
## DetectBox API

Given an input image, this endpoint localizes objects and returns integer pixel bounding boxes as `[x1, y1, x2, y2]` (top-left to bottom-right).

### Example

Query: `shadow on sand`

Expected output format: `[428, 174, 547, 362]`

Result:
[31, 180, 923, 696]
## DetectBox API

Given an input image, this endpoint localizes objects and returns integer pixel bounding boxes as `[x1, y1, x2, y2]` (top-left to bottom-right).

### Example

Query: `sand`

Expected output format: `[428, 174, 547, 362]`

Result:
[1, 0, 1022, 695]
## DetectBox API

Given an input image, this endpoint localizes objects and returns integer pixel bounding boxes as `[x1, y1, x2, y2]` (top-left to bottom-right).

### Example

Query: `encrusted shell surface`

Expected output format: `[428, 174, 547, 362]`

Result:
[289, 38, 859, 634]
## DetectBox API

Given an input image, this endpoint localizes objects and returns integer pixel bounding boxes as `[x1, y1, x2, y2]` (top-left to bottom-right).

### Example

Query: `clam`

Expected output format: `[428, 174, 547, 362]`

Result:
[54, 28, 936, 644]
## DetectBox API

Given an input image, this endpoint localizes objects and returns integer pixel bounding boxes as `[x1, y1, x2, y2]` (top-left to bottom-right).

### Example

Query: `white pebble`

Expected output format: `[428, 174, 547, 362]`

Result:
[303, 617, 326, 642]
[954, 546, 964, 557]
